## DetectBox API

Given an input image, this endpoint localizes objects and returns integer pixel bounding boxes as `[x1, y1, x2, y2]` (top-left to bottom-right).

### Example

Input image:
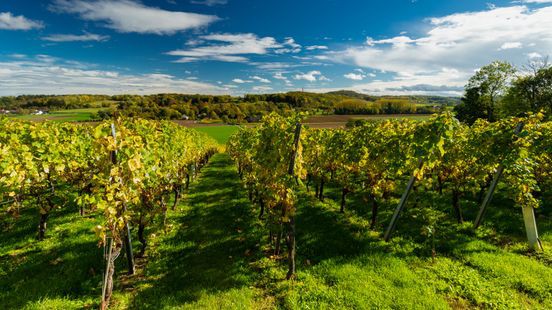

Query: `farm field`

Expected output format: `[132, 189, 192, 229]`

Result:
[304, 114, 432, 128]
[2, 151, 551, 309]
[9, 108, 106, 122]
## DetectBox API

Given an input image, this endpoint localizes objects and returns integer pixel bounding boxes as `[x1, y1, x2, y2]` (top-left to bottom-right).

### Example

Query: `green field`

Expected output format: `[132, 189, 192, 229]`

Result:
[2, 151, 551, 309]
[193, 126, 240, 144]
[10, 108, 105, 122]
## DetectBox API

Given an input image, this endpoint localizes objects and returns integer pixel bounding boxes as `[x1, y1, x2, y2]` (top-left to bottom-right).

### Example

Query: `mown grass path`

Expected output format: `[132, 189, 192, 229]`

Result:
[126, 153, 271, 309]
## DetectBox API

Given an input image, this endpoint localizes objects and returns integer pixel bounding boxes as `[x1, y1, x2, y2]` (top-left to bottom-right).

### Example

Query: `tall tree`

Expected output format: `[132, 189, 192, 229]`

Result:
[455, 61, 516, 123]
[503, 61, 552, 118]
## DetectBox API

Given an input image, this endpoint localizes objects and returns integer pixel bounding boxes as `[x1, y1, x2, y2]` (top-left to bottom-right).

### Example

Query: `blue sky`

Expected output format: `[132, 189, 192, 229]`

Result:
[1, 0, 551, 96]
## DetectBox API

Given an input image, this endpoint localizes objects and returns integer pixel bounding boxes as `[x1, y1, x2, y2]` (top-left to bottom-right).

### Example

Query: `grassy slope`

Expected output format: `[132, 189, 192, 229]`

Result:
[1, 127, 551, 309]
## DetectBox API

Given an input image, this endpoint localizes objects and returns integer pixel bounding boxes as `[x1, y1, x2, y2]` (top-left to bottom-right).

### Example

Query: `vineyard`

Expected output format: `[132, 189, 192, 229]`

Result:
[227, 112, 552, 306]
[0, 118, 218, 308]
[1, 113, 552, 309]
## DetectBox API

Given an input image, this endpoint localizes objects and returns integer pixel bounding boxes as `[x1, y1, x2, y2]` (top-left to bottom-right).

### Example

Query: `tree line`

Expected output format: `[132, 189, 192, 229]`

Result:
[455, 58, 552, 123]
[1, 92, 457, 122]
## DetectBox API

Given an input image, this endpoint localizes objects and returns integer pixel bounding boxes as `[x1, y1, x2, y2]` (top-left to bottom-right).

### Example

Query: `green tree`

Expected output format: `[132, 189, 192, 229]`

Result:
[503, 63, 552, 118]
[455, 61, 516, 123]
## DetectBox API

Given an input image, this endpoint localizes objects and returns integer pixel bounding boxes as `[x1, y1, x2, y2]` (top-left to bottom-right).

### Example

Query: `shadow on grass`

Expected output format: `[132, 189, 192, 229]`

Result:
[128, 154, 264, 309]
[0, 207, 104, 309]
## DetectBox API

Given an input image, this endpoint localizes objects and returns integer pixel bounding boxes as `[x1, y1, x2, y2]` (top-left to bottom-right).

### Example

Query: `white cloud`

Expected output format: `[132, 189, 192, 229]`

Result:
[349, 68, 467, 96]
[250, 76, 271, 83]
[521, 0, 552, 3]
[343, 6, 552, 72]
[314, 55, 330, 60]
[308, 68, 466, 96]
[343, 69, 375, 81]
[0, 12, 43, 30]
[191, 0, 228, 6]
[344, 73, 364, 81]
[252, 85, 273, 92]
[273, 72, 287, 80]
[328, 5, 552, 95]
[293, 70, 329, 82]
[167, 33, 286, 63]
[273, 72, 293, 86]
[232, 78, 252, 84]
[498, 42, 523, 50]
[275, 37, 302, 54]
[51, 0, 218, 35]
[305, 45, 328, 50]
[0, 56, 225, 95]
[294, 71, 320, 82]
[42, 33, 110, 42]
[527, 52, 543, 59]
[251, 62, 308, 70]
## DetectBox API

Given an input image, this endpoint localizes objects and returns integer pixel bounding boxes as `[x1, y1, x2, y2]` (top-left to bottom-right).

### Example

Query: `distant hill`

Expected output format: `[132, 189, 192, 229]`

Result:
[326, 90, 461, 106]
[325, 90, 377, 101]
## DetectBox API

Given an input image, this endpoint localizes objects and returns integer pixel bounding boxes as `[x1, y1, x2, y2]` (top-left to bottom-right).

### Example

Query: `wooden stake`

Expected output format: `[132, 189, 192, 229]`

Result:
[384, 159, 423, 242]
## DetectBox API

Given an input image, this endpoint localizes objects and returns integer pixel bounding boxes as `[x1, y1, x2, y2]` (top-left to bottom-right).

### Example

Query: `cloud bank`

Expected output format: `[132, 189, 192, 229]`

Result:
[51, 0, 218, 35]
[0, 56, 226, 95]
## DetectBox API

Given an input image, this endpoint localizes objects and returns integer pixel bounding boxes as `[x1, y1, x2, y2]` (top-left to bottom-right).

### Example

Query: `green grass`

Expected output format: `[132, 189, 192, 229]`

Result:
[1, 153, 551, 309]
[0, 206, 104, 309]
[10, 108, 105, 122]
[193, 126, 240, 144]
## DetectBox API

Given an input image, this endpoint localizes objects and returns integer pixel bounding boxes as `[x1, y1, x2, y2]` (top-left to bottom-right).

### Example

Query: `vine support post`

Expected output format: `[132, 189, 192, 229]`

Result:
[384, 159, 423, 242]
[111, 123, 135, 275]
[473, 122, 524, 229]
[286, 122, 302, 280]
[101, 238, 113, 310]
[473, 166, 504, 228]
[288, 123, 302, 175]
[522, 206, 542, 250]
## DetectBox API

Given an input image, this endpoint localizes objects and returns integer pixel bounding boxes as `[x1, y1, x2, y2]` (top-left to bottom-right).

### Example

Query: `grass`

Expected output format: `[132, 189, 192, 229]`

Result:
[10, 108, 105, 122]
[0, 206, 104, 309]
[1, 153, 551, 309]
[193, 126, 240, 144]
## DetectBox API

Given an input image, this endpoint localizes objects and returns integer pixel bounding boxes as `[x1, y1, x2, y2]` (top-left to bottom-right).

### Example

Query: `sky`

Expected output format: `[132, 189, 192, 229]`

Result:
[1, 0, 552, 96]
